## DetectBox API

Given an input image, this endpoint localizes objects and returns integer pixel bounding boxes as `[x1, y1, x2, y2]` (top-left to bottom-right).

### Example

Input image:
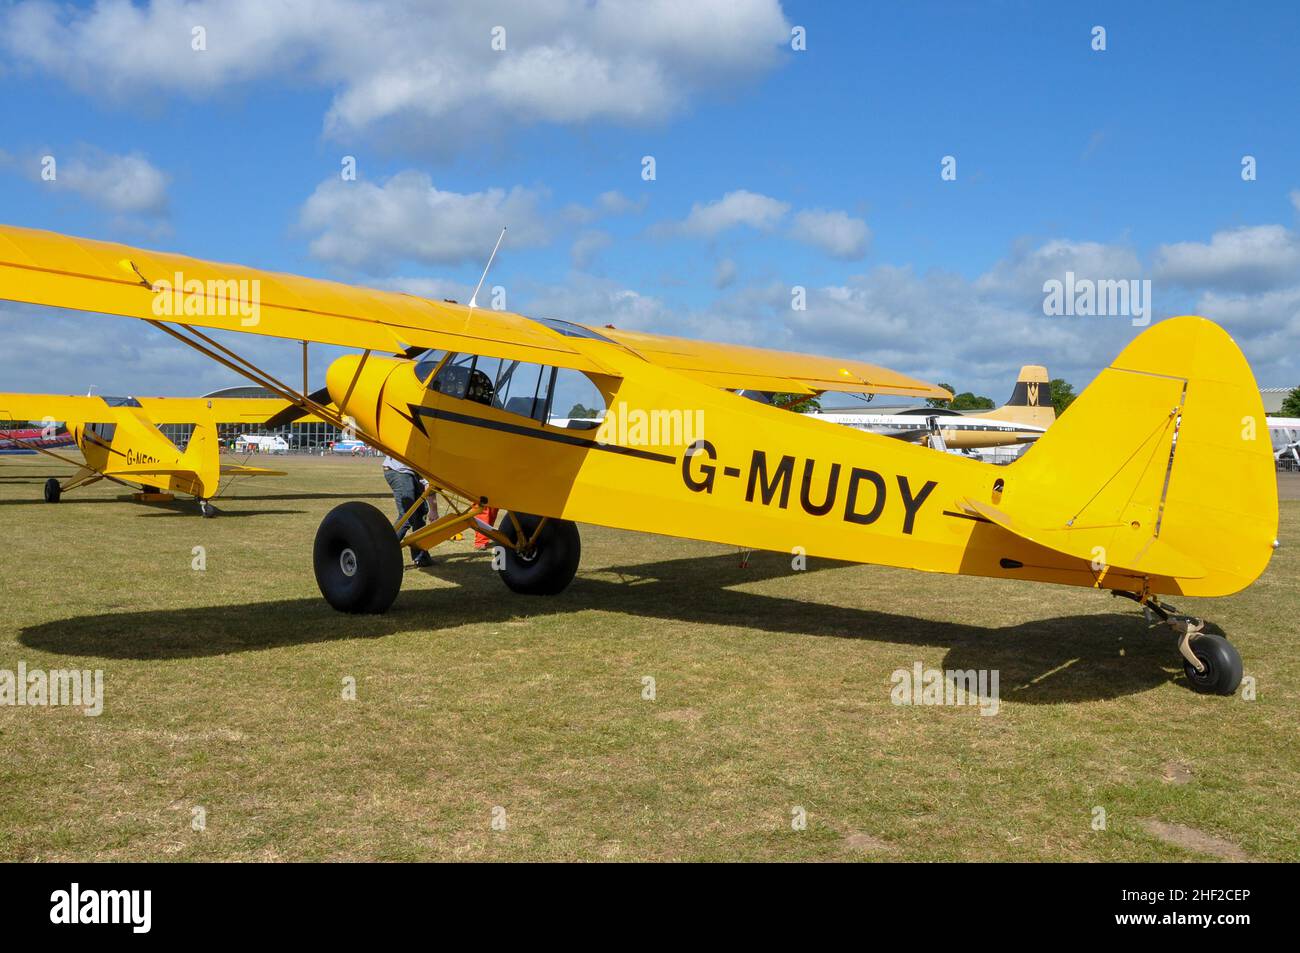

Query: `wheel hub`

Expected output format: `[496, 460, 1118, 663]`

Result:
[339, 547, 358, 577]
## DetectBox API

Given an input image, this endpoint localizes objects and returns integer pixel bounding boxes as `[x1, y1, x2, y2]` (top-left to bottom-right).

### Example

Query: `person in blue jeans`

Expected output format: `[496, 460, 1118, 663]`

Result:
[382, 454, 435, 568]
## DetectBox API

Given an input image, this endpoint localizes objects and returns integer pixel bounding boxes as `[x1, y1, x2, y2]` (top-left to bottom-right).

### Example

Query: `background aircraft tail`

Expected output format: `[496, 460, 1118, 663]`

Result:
[977, 365, 1056, 428]
[180, 414, 221, 498]
[1002, 316, 1277, 596]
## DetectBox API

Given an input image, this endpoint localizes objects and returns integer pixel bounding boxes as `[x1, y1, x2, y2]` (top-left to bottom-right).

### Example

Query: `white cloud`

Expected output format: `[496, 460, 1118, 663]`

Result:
[1291, 189, 1300, 215]
[1155, 225, 1300, 292]
[658, 189, 790, 238]
[36, 149, 170, 217]
[2, 0, 790, 148]
[788, 208, 870, 260]
[0, 303, 300, 396]
[657, 195, 872, 260]
[572, 230, 613, 269]
[1191, 286, 1300, 374]
[64, 152, 170, 216]
[298, 172, 551, 271]
[596, 190, 647, 216]
[562, 190, 648, 225]
[714, 257, 738, 288]
[975, 238, 1143, 303]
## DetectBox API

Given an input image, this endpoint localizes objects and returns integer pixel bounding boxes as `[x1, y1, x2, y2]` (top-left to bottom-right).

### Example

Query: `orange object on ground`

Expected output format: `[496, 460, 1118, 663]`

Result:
[474, 507, 500, 549]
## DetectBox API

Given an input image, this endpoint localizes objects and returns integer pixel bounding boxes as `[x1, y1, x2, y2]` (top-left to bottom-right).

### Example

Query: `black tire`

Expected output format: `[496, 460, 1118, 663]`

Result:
[496, 512, 580, 596]
[314, 501, 404, 613]
[1183, 632, 1243, 696]
[43, 478, 60, 503]
[199, 500, 216, 518]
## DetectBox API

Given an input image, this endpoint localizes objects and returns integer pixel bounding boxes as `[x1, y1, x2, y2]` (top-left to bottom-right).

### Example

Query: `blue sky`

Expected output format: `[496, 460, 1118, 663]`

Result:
[2, 0, 1298, 400]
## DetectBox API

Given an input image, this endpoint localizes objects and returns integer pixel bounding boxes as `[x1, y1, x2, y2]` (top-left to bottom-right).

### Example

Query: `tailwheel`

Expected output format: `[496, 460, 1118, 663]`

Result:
[43, 478, 61, 503]
[496, 512, 581, 595]
[1181, 632, 1243, 696]
[199, 500, 217, 518]
[313, 501, 403, 613]
[1118, 591, 1243, 696]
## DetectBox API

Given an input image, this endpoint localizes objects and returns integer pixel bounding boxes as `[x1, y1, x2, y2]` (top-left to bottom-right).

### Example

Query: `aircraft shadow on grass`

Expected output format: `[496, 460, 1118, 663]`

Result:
[19, 550, 1182, 703]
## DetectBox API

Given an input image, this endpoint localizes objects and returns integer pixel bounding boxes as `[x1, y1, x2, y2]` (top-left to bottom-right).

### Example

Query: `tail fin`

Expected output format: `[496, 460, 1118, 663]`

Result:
[978, 365, 1056, 428]
[181, 414, 220, 498]
[1003, 316, 1277, 597]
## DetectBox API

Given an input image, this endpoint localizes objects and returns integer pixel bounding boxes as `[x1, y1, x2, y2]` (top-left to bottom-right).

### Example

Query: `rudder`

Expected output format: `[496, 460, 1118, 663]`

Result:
[1006, 316, 1276, 596]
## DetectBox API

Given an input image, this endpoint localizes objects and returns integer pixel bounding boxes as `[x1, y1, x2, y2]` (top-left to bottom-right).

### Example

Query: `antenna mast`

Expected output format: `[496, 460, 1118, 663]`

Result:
[468, 226, 507, 310]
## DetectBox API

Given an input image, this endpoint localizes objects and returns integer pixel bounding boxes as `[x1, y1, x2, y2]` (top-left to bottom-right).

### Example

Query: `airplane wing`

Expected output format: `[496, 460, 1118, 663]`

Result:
[0, 393, 101, 425]
[0, 224, 949, 400]
[588, 326, 951, 400]
[0, 224, 614, 375]
[135, 397, 324, 425]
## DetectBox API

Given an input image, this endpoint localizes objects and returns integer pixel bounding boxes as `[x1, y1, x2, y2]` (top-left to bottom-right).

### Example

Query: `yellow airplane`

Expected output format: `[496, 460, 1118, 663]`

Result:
[0, 224, 1279, 694]
[0, 393, 288, 516]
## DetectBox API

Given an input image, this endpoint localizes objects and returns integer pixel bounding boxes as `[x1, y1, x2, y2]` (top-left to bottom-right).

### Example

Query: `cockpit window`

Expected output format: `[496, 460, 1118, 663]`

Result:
[101, 396, 142, 408]
[426, 352, 606, 430]
[414, 349, 449, 385]
[494, 361, 551, 421]
[534, 317, 617, 343]
[429, 353, 494, 405]
[547, 369, 606, 430]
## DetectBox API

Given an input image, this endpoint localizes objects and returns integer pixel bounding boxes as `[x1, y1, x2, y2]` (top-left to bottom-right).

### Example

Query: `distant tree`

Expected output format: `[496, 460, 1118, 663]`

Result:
[926, 383, 954, 409]
[948, 391, 995, 411]
[567, 403, 599, 419]
[770, 393, 822, 413]
[1280, 386, 1300, 418]
[1049, 378, 1077, 416]
[927, 384, 993, 411]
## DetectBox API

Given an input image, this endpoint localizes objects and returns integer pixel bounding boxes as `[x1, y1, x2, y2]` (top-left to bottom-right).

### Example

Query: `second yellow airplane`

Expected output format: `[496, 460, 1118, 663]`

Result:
[0, 394, 288, 516]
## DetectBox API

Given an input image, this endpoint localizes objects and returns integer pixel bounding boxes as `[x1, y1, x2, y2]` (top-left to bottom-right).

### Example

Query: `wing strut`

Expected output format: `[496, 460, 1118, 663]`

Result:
[145, 320, 475, 499]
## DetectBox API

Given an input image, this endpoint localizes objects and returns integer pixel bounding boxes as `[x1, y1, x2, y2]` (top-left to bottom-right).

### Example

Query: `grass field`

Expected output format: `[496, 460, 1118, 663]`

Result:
[1, 453, 1297, 862]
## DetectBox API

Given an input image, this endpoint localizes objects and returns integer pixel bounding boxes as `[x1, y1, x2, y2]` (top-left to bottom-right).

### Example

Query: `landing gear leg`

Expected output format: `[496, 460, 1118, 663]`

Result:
[495, 512, 581, 595]
[1117, 592, 1243, 696]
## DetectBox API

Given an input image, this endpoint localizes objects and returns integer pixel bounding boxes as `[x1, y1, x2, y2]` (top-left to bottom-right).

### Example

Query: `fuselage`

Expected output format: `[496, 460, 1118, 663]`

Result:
[72, 405, 215, 498]
[324, 347, 1208, 598]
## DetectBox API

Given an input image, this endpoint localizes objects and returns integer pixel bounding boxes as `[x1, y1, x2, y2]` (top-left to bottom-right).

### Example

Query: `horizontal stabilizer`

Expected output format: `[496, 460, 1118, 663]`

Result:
[958, 497, 1206, 580]
[105, 465, 195, 480]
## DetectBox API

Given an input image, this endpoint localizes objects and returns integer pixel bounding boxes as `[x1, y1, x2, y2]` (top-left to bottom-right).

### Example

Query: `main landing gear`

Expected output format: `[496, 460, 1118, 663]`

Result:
[43, 478, 61, 503]
[314, 502, 404, 613]
[1116, 592, 1243, 695]
[495, 512, 581, 596]
[199, 499, 217, 518]
[311, 502, 581, 613]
